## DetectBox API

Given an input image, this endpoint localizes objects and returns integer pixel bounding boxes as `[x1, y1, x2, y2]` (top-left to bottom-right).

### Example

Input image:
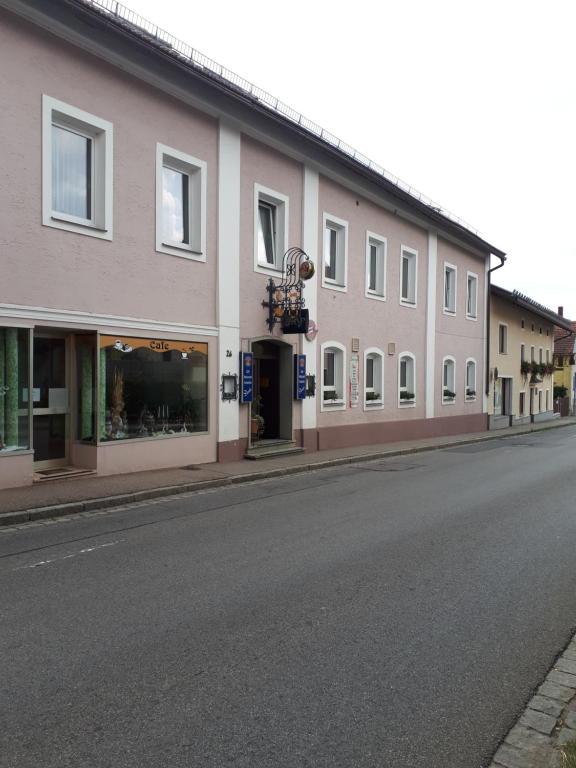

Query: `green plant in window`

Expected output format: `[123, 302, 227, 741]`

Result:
[366, 392, 381, 401]
[99, 347, 106, 440]
[443, 389, 456, 400]
[323, 390, 338, 401]
[4, 329, 18, 448]
[400, 391, 415, 401]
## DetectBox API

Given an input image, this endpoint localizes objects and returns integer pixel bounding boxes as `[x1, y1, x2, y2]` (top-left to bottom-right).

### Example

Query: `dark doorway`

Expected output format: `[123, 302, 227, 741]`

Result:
[251, 340, 292, 444]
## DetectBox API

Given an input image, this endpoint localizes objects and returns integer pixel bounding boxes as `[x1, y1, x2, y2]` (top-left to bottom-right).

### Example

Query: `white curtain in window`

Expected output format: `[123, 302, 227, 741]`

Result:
[258, 203, 276, 265]
[162, 166, 189, 244]
[52, 125, 91, 219]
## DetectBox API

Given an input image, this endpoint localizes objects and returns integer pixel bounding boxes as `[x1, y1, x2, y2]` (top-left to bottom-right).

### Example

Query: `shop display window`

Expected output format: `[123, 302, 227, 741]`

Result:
[0, 328, 30, 452]
[99, 336, 208, 441]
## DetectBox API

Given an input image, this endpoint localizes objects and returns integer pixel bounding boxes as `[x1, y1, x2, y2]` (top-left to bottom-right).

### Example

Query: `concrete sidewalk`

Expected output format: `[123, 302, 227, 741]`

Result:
[2, 417, 576, 527]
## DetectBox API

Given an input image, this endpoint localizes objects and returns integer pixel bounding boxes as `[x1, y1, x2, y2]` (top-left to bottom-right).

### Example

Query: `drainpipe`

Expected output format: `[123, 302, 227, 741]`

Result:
[485, 253, 506, 398]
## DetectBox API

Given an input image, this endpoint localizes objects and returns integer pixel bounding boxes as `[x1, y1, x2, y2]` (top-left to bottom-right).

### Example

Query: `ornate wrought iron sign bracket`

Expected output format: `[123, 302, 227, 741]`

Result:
[261, 247, 315, 334]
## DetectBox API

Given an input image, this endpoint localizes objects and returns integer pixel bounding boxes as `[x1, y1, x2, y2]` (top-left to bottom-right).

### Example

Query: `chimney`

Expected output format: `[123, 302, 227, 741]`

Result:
[558, 306, 564, 316]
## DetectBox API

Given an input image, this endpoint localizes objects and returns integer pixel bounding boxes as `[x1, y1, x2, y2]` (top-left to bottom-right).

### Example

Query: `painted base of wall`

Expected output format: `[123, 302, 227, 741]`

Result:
[489, 415, 512, 430]
[0, 451, 33, 490]
[218, 438, 249, 462]
[512, 415, 531, 426]
[315, 413, 488, 451]
[532, 410, 558, 423]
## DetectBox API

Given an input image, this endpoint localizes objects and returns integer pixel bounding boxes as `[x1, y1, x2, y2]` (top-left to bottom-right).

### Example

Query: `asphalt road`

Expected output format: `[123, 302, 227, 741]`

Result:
[3, 427, 576, 768]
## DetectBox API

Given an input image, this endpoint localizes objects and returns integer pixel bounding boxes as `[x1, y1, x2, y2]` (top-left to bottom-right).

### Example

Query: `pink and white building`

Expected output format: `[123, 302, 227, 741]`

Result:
[0, 0, 505, 489]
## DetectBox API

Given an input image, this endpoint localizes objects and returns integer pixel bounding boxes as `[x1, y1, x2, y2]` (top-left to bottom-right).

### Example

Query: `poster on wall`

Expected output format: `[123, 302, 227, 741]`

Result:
[350, 353, 359, 408]
[240, 352, 253, 403]
[293, 354, 306, 400]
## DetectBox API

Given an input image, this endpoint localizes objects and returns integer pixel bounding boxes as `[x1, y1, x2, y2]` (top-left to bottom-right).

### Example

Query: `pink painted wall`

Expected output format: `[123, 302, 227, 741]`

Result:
[316, 176, 428, 426]
[238, 135, 305, 440]
[435, 237, 486, 416]
[0, 10, 218, 326]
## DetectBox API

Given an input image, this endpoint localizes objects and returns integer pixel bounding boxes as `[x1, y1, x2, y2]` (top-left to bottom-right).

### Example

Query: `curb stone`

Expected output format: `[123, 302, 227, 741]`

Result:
[489, 631, 576, 768]
[0, 418, 575, 529]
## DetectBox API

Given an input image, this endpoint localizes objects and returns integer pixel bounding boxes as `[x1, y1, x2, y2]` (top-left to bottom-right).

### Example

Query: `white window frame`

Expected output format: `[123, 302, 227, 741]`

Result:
[465, 358, 477, 401]
[42, 95, 113, 240]
[442, 356, 456, 405]
[322, 213, 348, 292]
[363, 347, 384, 410]
[320, 341, 346, 411]
[156, 143, 206, 261]
[443, 263, 457, 315]
[466, 271, 478, 320]
[399, 246, 418, 308]
[498, 323, 508, 354]
[365, 232, 387, 301]
[398, 352, 416, 407]
[253, 183, 289, 274]
[519, 390, 526, 416]
[539, 347, 543, 364]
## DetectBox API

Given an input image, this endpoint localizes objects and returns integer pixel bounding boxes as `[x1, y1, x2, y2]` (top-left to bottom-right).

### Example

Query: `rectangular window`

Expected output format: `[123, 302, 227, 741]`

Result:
[519, 392, 525, 416]
[156, 143, 206, 260]
[400, 248, 417, 305]
[325, 227, 337, 281]
[365, 233, 386, 299]
[546, 389, 549, 411]
[76, 334, 96, 442]
[254, 185, 288, 271]
[99, 335, 208, 441]
[323, 215, 347, 289]
[521, 344, 525, 362]
[499, 324, 508, 354]
[0, 328, 30, 452]
[324, 351, 335, 389]
[466, 273, 478, 319]
[400, 359, 407, 389]
[43, 95, 113, 239]
[539, 348, 543, 364]
[366, 357, 374, 389]
[531, 346, 535, 362]
[257, 201, 276, 266]
[398, 354, 415, 403]
[546, 349, 550, 364]
[444, 264, 456, 314]
[52, 124, 92, 220]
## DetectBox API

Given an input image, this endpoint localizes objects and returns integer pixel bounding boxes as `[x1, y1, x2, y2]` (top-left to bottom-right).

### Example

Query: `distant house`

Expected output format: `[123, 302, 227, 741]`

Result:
[553, 309, 576, 415]
[489, 286, 571, 428]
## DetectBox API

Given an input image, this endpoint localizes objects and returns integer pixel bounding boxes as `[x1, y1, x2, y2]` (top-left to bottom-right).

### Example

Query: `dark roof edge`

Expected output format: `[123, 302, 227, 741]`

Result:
[55, 0, 505, 258]
[491, 284, 573, 330]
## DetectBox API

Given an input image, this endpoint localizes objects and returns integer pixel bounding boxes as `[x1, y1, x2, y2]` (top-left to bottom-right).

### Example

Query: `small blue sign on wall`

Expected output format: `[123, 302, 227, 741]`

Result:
[240, 352, 253, 403]
[294, 354, 306, 400]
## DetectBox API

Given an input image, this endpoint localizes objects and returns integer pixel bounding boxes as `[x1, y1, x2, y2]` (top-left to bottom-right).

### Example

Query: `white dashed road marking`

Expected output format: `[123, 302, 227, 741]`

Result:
[14, 540, 124, 570]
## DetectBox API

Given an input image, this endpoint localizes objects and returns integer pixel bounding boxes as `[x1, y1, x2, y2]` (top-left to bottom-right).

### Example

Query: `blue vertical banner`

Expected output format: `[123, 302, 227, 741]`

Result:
[294, 354, 306, 400]
[240, 352, 253, 403]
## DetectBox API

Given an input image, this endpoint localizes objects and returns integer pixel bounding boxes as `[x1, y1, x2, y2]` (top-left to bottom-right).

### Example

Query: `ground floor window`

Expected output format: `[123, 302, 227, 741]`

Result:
[99, 335, 208, 441]
[0, 328, 30, 452]
[519, 391, 525, 416]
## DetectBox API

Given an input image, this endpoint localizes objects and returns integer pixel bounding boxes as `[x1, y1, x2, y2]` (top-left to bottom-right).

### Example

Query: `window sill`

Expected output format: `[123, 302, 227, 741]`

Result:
[365, 290, 386, 302]
[322, 278, 347, 293]
[0, 448, 33, 457]
[322, 397, 345, 410]
[398, 399, 416, 407]
[98, 430, 209, 445]
[465, 396, 477, 402]
[254, 261, 283, 276]
[399, 299, 417, 309]
[442, 398, 456, 405]
[157, 242, 206, 262]
[364, 399, 383, 409]
[45, 213, 112, 240]
[466, 314, 478, 321]
[443, 308, 456, 316]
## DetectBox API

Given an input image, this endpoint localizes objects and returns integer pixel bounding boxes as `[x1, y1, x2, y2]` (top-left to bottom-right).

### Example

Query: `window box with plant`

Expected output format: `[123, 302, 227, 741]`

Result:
[443, 389, 456, 402]
[465, 388, 476, 400]
[399, 391, 415, 402]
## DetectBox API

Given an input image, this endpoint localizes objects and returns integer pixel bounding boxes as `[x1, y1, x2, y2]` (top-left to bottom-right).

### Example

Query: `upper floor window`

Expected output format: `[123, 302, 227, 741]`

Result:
[254, 185, 288, 272]
[398, 352, 416, 404]
[43, 95, 113, 239]
[364, 348, 384, 408]
[444, 264, 457, 314]
[321, 342, 346, 409]
[531, 345, 535, 362]
[442, 357, 456, 403]
[156, 143, 206, 260]
[466, 272, 478, 319]
[365, 233, 386, 300]
[400, 247, 417, 306]
[521, 344, 525, 362]
[499, 324, 508, 354]
[322, 214, 348, 290]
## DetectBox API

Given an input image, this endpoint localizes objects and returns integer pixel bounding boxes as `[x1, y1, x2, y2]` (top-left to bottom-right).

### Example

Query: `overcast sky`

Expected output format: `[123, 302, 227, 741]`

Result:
[126, 0, 575, 317]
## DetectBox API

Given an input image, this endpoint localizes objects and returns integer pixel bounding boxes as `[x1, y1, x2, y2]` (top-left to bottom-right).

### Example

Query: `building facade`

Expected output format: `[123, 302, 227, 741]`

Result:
[488, 287, 571, 428]
[0, 0, 505, 489]
[553, 313, 576, 415]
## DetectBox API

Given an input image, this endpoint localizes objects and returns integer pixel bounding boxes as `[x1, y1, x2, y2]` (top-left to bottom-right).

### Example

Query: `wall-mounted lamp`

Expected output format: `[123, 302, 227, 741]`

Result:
[221, 373, 238, 401]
